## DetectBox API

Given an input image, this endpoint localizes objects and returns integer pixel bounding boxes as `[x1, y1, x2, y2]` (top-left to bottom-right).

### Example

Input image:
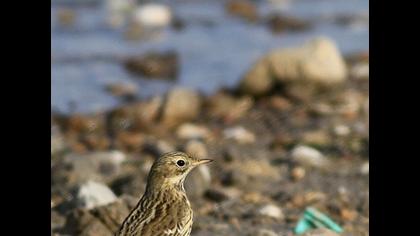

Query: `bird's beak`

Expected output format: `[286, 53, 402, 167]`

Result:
[193, 159, 213, 166]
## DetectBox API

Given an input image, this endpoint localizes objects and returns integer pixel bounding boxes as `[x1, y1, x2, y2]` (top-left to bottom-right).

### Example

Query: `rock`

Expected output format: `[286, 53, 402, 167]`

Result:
[184, 140, 212, 198]
[115, 132, 145, 152]
[131, 3, 172, 29]
[105, 83, 138, 99]
[333, 125, 351, 136]
[143, 139, 175, 157]
[57, 8, 76, 27]
[206, 91, 254, 122]
[176, 123, 211, 140]
[267, 14, 311, 33]
[258, 204, 284, 220]
[185, 140, 208, 158]
[360, 162, 369, 175]
[107, 96, 162, 130]
[290, 145, 330, 168]
[225, 0, 259, 22]
[223, 126, 256, 144]
[61, 208, 113, 236]
[238, 159, 281, 179]
[58, 114, 105, 135]
[76, 181, 118, 209]
[161, 87, 202, 127]
[171, 16, 186, 31]
[124, 51, 178, 79]
[302, 130, 331, 147]
[240, 37, 347, 96]
[89, 199, 131, 233]
[291, 166, 306, 181]
[62, 199, 130, 236]
[334, 12, 369, 28]
[302, 228, 340, 236]
[340, 208, 358, 221]
[269, 96, 292, 111]
[256, 229, 279, 236]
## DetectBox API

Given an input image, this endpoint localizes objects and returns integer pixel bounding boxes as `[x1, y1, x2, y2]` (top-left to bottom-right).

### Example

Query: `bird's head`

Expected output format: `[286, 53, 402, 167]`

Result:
[146, 151, 213, 192]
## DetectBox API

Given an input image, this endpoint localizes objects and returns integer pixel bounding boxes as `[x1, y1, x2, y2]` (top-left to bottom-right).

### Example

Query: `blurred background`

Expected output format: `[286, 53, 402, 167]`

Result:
[51, 0, 369, 235]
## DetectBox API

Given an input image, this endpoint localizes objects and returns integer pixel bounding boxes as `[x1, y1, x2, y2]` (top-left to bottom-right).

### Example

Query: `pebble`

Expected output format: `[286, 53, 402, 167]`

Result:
[360, 162, 369, 175]
[291, 166, 306, 181]
[225, 0, 258, 22]
[124, 51, 178, 79]
[185, 140, 208, 160]
[290, 145, 329, 168]
[267, 14, 311, 33]
[258, 204, 284, 220]
[162, 87, 202, 127]
[131, 3, 172, 29]
[334, 125, 351, 136]
[57, 8, 76, 26]
[257, 229, 279, 236]
[223, 126, 256, 144]
[76, 181, 118, 209]
[176, 123, 210, 140]
[302, 130, 331, 146]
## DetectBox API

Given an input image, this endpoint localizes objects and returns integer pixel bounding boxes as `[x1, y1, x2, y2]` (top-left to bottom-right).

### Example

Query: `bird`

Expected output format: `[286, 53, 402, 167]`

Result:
[116, 151, 213, 236]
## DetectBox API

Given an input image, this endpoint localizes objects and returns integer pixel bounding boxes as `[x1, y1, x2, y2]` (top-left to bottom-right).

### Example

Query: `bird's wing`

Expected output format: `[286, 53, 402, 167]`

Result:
[117, 196, 193, 236]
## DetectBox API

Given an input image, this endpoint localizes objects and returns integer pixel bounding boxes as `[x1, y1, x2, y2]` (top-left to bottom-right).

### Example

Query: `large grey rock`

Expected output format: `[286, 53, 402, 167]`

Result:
[241, 37, 347, 95]
[76, 181, 118, 209]
[162, 87, 202, 127]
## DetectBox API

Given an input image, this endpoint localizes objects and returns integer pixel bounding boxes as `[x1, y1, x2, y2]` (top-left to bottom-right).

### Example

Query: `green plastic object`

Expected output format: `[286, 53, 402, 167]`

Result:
[294, 207, 343, 235]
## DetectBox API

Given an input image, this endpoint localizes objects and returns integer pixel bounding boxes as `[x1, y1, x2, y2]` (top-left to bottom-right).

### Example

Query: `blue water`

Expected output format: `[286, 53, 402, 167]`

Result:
[51, 0, 369, 114]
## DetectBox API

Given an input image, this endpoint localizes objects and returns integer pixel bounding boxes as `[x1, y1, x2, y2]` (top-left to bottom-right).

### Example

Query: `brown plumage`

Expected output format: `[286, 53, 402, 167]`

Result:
[116, 151, 213, 236]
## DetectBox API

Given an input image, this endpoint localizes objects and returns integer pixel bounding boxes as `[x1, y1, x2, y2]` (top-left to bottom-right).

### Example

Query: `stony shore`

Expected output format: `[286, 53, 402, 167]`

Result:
[51, 41, 368, 235]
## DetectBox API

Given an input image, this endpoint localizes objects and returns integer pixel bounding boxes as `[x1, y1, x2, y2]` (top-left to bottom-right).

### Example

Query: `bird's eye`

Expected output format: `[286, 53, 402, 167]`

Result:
[176, 160, 185, 167]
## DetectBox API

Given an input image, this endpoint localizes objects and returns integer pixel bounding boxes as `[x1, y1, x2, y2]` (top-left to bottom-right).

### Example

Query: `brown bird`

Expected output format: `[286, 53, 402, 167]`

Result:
[116, 151, 213, 236]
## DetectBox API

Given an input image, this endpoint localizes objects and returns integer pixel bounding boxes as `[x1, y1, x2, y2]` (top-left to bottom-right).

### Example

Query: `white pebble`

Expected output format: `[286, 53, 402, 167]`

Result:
[334, 125, 351, 136]
[177, 123, 210, 140]
[76, 181, 117, 209]
[291, 145, 329, 168]
[360, 162, 369, 175]
[258, 204, 284, 220]
[224, 126, 256, 144]
[132, 4, 172, 28]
